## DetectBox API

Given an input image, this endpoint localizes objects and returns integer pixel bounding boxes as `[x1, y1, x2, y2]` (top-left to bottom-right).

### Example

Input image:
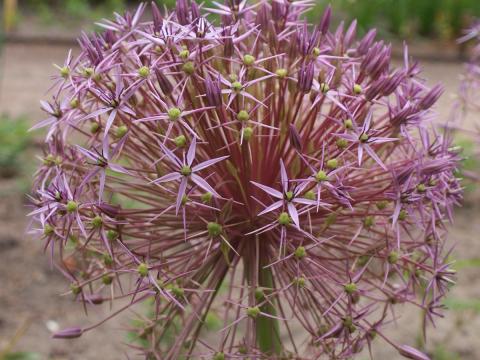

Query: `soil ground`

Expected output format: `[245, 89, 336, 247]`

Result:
[0, 42, 479, 360]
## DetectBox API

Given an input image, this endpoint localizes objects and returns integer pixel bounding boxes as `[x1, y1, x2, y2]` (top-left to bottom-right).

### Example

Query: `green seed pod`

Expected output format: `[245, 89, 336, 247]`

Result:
[315, 170, 328, 182]
[179, 49, 190, 60]
[344, 118, 353, 129]
[344, 282, 357, 294]
[174, 135, 187, 148]
[278, 212, 291, 226]
[212, 352, 225, 360]
[246, 306, 261, 318]
[276, 68, 288, 79]
[237, 110, 250, 122]
[416, 183, 426, 193]
[243, 54, 255, 66]
[294, 276, 306, 287]
[320, 82, 330, 93]
[115, 125, 128, 138]
[336, 138, 348, 149]
[90, 122, 100, 134]
[388, 251, 399, 264]
[353, 83, 362, 95]
[398, 209, 408, 221]
[138, 66, 150, 78]
[363, 216, 375, 228]
[255, 287, 265, 301]
[231, 81, 242, 92]
[180, 165, 192, 176]
[106, 230, 119, 241]
[103, 254, 114, 266]
[207, 222, 222, 237]
[304, 190, 315, 200]
[137, 263, 149, 277]
[168, 107, 182, 121]
[102, 274, 113, 285]
[326, 158, 338, 169]
[294, 246, 306, 260]
[242, 126, 254, 141]
[70, 98, 79, 108]
[201, 192, 213, 203]
[70, 284, 81, 295]
[91, 216, 103, 228]
[66, 200, 78, 213]
[182, 61, 195, 75]
[376, 200, 388, 210]
[359, 133, 369, 143]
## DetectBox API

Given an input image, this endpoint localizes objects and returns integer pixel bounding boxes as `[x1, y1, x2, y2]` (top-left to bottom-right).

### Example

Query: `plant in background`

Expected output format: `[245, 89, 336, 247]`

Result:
[310, 0, 480, 40]
[0, 115, 32, 178]
[29, 1, 462, 359]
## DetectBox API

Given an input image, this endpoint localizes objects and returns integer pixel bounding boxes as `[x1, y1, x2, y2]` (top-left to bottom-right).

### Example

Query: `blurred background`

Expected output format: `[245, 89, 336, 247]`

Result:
[1, 1, 480, 359]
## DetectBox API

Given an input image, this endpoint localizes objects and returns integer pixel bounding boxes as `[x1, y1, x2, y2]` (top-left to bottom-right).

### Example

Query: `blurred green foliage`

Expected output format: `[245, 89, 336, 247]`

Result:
[0, 115, 32, 178]
[1, 353, 41, 360]
[23, 0, 127, 24]
[311, 0, 480, 40]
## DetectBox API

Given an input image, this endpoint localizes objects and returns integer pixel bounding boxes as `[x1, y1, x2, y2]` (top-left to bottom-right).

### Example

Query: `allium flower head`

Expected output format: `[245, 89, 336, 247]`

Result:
[30, 1, 462, 359]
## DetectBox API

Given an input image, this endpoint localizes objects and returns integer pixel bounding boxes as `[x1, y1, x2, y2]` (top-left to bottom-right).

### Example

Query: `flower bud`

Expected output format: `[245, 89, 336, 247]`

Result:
[397, 345, 431, 360]
[52, 327, 83, 339]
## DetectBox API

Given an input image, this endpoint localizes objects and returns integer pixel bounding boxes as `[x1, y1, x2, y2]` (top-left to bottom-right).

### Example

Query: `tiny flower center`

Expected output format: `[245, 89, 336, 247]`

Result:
[138, 66, 150, 78]
[66, 200, 78, 213]
[231, 81, 243, 92]
[168, 107, 182, 121]
[344, 282, 357, 294]
[294, 276, 306, 287]
[179, 49, 190, 60]
[336, 138, 348, 149]
[180, 165, 192, 176]
[91, 216, 103, 228]
[106, 230, 119, 241]
[285, 191, 294, 201]
[60, 66, 70, 78]
[320, 82, 330, 93]
[315, 170, 328, 182]
[359, 133, 369, 143]
[344, 118, 353, 129]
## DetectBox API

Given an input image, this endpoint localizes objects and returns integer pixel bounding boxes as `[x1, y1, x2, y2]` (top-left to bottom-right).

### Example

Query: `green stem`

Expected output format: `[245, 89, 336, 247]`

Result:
[257, 265, 282, 356]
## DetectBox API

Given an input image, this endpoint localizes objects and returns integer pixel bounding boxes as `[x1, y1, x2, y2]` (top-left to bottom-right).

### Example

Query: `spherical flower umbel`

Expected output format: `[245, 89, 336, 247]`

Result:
[29, 1, 462, 359]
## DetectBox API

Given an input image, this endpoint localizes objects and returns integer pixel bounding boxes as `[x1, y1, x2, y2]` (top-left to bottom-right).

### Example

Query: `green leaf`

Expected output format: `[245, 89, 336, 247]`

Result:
[3, 352, 41, 360]
[443, 297, 480, 313]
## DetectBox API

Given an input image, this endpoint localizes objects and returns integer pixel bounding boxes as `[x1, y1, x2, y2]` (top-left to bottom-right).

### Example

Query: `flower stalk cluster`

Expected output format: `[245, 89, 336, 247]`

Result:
[30, 1, 462, 359]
